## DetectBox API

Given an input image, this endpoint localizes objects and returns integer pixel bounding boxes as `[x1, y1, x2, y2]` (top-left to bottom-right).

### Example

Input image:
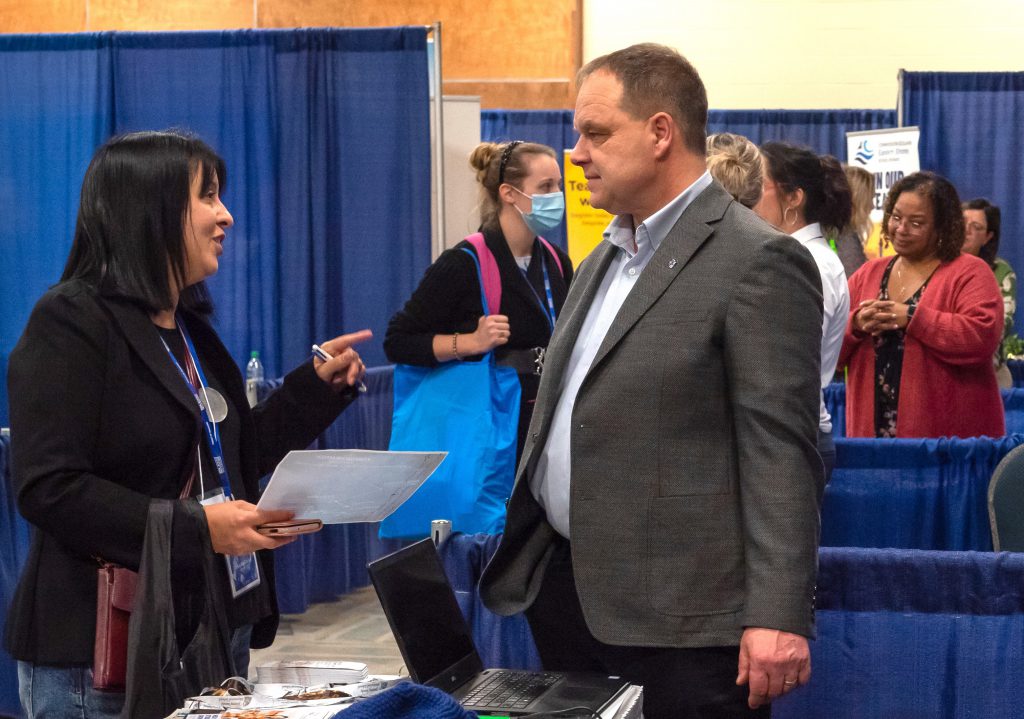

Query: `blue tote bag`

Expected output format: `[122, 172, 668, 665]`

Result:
[381, 249, 520, 539]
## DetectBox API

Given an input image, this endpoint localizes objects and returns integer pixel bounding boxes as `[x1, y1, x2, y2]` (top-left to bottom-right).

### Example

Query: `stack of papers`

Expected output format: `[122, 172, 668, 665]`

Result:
[256, 660, 369, 685]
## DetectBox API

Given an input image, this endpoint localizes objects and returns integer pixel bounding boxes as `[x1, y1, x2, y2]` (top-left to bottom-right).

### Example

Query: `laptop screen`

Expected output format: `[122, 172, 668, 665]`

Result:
[368, 539, 481, 686]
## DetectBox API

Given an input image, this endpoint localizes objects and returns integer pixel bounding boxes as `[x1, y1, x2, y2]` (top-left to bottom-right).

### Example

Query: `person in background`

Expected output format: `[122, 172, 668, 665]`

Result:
[5, 130, 369, 718]
[834, 165, 872, 277]
[838, 172, 1004, 438]
[963, 198, 1017, 388]
[706, 132, 764, 208]
[481, 43, 823, 718]
[753, 141, 851, 482]
[384, 141, 573, 461]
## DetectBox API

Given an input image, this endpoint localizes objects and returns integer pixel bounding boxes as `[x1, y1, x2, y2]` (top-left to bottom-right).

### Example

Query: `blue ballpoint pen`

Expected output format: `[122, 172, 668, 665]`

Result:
[312, 343, 368, 393]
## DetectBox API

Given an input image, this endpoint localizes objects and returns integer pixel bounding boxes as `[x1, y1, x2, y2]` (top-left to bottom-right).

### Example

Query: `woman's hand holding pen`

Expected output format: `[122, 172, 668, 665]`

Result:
[204, 501, 297, 554]
[312, 329, 373, 392]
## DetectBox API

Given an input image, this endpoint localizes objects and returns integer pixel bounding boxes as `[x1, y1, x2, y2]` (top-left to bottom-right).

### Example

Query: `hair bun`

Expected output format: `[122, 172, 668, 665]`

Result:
[469, 142, 501, 174]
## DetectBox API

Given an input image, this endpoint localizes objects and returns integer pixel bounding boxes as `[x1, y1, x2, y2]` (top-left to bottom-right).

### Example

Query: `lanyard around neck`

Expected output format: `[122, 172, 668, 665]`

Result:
[520, 254, 557, 333]
[159, 320, 233, 499]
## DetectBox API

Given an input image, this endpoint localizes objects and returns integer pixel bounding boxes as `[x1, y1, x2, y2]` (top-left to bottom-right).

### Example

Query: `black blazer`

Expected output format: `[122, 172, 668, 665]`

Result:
[5, 280, 355, 664]
[383, 228, 573, 366]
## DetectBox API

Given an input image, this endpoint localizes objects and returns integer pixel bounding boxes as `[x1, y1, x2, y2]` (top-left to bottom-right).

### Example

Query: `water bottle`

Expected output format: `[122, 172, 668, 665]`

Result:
[245, 351, 264, 408]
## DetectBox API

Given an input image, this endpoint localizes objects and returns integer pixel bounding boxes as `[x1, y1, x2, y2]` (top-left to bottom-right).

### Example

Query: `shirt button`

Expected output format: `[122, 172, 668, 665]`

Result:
[628, 268, 637, 276]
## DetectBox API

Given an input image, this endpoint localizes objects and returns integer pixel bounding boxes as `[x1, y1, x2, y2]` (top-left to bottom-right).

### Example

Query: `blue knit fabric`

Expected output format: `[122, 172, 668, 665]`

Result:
[332, 682, 477, 719]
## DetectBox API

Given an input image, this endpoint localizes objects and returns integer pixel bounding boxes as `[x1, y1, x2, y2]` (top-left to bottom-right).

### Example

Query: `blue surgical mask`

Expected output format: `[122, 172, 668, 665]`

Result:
[513, 187, 565, 236]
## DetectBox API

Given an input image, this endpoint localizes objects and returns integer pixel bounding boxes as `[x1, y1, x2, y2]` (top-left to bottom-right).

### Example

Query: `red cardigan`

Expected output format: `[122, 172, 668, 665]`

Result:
[838, 254, 1005, 438]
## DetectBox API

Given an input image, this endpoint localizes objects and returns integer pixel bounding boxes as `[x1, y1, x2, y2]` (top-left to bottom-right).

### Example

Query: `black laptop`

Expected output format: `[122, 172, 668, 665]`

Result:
[368, 539, 629, 717]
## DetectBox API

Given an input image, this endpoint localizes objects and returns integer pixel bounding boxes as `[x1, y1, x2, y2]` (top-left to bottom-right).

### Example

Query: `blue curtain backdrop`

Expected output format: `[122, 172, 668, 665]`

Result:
[479, 108, 897, 251]
[0, 28, 432, 426]
[480, 109, 897, 163]
[707, 109, 897, 159]
[901, 72, 1024, 334]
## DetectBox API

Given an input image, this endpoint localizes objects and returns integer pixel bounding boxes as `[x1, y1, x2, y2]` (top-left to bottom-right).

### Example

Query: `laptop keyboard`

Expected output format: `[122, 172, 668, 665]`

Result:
[462, 670, 561, 710]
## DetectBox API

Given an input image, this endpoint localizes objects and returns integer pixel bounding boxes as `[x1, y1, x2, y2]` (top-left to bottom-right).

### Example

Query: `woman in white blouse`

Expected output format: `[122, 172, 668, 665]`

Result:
[754, 141, 852, 483]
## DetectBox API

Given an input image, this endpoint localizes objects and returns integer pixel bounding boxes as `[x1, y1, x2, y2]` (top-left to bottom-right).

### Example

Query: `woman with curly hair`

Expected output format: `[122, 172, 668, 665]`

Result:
[838, 171, 1005, 438]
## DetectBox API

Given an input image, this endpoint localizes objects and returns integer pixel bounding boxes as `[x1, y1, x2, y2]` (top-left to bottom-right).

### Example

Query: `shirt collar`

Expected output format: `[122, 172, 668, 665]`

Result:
[603, 171, 714, 256]
[790, 222, 824, 244]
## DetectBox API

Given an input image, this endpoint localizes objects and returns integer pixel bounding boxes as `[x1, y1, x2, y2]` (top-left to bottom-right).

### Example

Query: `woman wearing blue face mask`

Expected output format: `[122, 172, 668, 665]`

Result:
[385, 140, 574, 460]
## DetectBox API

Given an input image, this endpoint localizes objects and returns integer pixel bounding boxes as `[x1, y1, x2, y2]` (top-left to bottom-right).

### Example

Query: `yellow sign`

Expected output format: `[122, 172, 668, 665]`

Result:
[563, 150, 613, 266]
[861, 222, 894, 261]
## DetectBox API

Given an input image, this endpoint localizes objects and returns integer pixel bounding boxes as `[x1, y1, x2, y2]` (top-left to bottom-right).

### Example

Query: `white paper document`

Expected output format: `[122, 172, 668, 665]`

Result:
[256, 450, 446, 524]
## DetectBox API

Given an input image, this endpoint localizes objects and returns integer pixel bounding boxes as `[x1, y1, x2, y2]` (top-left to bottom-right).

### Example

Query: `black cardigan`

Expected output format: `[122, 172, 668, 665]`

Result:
[5, 280, 356, 663]
[384, 228, 573, 366]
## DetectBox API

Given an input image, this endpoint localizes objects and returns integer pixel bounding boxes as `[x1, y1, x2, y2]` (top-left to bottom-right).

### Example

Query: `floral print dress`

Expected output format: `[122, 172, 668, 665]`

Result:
[873, 257, 936, 437]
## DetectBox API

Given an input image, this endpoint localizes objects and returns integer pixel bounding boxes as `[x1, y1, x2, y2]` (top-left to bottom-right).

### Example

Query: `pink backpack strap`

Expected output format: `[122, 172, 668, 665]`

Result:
[465, 233, 501, 314]
[537, 237, 565, 278]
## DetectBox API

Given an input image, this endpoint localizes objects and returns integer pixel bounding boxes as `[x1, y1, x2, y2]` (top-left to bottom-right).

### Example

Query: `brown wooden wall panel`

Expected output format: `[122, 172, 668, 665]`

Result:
[88, 0, 253, 30]
[258, 0, 578, 80]
[0, 0, 85, 32]
[445, 80, 573, 110]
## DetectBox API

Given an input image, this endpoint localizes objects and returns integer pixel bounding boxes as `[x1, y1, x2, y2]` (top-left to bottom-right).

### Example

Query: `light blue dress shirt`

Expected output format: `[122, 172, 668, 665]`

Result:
[530, 171, 714, 538]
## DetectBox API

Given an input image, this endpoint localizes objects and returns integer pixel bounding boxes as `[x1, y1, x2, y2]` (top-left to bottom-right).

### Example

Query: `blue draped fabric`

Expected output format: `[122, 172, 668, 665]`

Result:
[901, 72, 1024, 334]
[480, 110, 578, 251]
[822, 435, 1024, 551]
[824, 381, 1021, 436]
[437, 532, 541, 671]
[707, 110, 898, 159]
[1011, 359, 1024, 388]
[0, 434, 28, 718]
[437, 536, 1024, 719]
[774, 548, 1024, 719]
[0, 34, 114, 429]
[0, 27, 431, 426]
[1004, 388, 1024, 434]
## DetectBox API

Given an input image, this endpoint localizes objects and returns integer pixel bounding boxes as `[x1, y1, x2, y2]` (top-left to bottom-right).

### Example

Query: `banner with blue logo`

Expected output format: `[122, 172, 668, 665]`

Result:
[845, 126, 921, 260]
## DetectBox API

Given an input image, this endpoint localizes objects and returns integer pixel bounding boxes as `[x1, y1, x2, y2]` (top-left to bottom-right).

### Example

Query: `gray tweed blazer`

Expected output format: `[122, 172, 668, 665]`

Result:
[479, 180, 825, 648]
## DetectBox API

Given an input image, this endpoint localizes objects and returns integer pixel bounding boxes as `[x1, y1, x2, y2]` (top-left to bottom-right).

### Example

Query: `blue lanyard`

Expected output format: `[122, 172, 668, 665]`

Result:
[520, 254, 557, 333]
[159, 321, 233, 499]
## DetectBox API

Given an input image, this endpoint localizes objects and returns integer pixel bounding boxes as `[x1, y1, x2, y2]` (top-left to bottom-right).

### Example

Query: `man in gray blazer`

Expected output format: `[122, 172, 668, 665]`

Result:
[479, 43, 824, 718]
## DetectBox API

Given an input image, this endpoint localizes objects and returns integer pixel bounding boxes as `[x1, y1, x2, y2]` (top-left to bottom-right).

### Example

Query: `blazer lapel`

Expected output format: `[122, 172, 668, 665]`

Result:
[101, 296, 200, 419]
[588, 182, 732, 374]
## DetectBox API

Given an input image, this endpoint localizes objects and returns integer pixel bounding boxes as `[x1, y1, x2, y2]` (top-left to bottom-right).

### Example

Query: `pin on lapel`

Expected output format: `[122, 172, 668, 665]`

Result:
[668, 258, 677, 269]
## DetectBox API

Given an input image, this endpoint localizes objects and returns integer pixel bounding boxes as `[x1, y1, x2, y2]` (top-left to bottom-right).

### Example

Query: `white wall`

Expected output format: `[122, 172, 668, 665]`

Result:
[584, 0, 1024, 109]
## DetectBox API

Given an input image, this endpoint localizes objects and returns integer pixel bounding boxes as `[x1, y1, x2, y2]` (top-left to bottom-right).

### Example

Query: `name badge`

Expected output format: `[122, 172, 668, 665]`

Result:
[200, 489, 262, 598]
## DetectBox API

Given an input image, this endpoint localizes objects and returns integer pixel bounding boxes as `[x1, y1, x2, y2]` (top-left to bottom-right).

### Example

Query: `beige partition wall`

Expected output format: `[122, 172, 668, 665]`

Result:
[583, 0, 1024, 109]
[1, 0, 583, 109]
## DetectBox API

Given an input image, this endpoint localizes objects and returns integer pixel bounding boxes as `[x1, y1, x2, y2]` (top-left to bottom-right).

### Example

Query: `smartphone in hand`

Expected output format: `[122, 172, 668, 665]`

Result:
[256, 519, 324, 536]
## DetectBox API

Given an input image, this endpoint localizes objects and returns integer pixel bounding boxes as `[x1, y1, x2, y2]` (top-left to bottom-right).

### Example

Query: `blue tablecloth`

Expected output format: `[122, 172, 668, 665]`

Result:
[822, 435, 1024, 551]
[438, 535, 1024, 719]
[775, 548, 1024, 719]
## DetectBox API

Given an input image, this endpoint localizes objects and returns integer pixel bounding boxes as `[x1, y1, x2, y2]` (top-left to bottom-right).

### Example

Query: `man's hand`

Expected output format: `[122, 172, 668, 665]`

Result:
[736, 627, 810, 708]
